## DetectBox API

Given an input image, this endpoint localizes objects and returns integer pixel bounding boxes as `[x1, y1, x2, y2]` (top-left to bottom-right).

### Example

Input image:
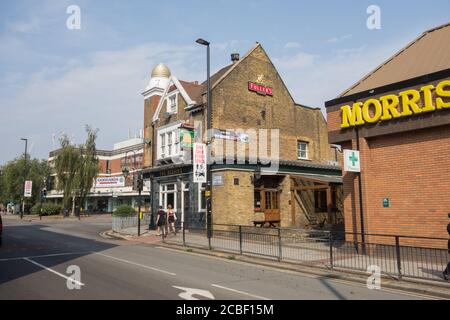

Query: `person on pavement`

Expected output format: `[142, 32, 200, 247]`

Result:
[156, 206, 167, 237]
[167, 204, 177, 236]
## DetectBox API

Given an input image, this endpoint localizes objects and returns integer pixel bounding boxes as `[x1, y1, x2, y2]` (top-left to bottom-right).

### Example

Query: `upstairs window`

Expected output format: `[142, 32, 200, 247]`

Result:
[297, 141, 309, 160]
[167, 94, 177, 114]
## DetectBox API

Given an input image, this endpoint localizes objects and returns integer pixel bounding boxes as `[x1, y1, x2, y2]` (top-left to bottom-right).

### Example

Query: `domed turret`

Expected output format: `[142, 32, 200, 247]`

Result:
[151, 63, 171, 78]
[144, 63, 171, 94]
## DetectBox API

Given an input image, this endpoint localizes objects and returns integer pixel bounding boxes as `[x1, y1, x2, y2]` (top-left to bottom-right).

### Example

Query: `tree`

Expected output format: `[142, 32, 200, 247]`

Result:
[54, 126, 99, 215]
[0, 156, 50, 209]
[77, 126, 99, 213]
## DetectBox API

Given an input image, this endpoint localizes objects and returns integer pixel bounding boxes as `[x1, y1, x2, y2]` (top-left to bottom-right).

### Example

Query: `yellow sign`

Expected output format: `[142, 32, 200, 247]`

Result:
[340, 80, 450, 129]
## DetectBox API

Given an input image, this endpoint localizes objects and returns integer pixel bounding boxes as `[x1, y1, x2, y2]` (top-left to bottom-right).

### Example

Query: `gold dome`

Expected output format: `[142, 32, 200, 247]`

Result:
[151, 63, 171, 78]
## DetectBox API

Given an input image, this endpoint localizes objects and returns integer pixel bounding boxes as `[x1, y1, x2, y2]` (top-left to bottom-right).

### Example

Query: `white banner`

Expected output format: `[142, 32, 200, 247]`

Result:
[24, 180, 33, 198]
[193, 143, 207, 183]
[95, 176, 125, 188]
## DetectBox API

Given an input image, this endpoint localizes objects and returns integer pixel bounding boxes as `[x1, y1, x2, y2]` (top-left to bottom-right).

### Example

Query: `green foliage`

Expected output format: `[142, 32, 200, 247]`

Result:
[40, 203, 62, 216]
[31, 204, 42, 215]
[0, 157, 50, 207]
[54, 125, 100, 213]
[113, 205, 136, 217]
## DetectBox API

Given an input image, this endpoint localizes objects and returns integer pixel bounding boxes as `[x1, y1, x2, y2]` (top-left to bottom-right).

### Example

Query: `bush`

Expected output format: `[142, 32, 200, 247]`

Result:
[40, 203, 62, 216]
[31, 204, 42, 215]
[113, 205, 136, 217]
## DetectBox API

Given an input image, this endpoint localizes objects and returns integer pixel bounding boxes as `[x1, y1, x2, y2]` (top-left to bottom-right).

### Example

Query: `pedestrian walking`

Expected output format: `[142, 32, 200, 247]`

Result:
[156, 206, 167, 237]
[167, 204, 177, 235]
[443, 213, 450, 281]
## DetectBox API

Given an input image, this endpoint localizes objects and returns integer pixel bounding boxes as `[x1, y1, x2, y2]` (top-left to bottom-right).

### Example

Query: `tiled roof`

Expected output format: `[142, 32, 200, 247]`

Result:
[340, 22, 450, 97]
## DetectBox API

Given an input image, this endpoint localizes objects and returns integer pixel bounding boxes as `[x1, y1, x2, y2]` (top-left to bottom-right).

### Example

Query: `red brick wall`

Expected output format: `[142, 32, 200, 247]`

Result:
[343, 125, 450, 247]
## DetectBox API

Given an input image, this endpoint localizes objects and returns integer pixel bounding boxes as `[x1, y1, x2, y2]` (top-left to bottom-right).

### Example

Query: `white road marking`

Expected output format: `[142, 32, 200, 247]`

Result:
[211, 284, 271, 300]
[160, 247, 443, 300]
[0, 251, 90, 262]
[173, 286, 215, 300]
[23, 258, 85, 287]
[93, 252, 177, 276]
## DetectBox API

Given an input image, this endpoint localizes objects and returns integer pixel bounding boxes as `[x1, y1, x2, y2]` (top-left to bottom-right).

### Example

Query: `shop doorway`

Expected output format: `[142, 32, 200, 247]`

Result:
[254, 176, 282, 227]
[159, 183, 177, 210]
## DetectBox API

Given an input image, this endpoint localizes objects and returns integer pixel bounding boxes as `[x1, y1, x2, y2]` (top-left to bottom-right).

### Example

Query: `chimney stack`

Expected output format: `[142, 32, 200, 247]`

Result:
[231, 53, 240, 63]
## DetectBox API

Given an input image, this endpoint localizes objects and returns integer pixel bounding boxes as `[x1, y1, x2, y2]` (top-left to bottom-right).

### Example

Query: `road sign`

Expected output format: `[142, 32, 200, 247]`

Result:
[24, 180, 33, 198]
[343, 150, 361, 173]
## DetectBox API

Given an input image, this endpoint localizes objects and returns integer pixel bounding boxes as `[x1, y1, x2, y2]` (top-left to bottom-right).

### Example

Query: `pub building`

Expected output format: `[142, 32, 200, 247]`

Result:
[325, 23, 450, 243]
[142, 42, 342, 229]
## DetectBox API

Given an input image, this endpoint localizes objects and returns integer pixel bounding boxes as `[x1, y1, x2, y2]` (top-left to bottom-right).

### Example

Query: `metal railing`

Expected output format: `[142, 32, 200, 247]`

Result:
[112, 215, 151, 232]
[161, 222, 449, 283]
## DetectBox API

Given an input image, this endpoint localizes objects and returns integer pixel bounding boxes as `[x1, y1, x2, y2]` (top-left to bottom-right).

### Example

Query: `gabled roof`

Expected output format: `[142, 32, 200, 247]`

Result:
[340, 22, 450, 97]
[152, 76, 199, 123]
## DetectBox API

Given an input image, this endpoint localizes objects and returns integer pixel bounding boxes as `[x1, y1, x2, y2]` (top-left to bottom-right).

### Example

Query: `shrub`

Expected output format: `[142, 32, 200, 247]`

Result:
[41, 203, 62, 216]
[113, 205, 136, 217]
[31, 204, 42, 215]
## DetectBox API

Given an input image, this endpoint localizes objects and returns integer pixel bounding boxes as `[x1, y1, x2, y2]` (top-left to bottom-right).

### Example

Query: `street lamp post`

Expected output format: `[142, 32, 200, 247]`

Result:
[20, 138, 28, 220]
[196, 38, 213, 239]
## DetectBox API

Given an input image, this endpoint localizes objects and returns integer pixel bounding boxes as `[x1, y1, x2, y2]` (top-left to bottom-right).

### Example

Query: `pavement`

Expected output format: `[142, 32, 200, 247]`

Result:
[1, 214, 448, 300]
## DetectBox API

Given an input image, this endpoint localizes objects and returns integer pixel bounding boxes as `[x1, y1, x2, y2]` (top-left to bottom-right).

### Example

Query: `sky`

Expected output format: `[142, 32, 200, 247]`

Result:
[0, 0, 449, 164]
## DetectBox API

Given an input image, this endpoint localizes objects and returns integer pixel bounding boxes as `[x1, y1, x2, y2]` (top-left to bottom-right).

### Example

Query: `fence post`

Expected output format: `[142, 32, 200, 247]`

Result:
[395, 236, 402, 280]
[329, 232, 334, 269]
[182, 221, 186, 246]
[239, 226, 243, 255]
[278, 228, 282, 262]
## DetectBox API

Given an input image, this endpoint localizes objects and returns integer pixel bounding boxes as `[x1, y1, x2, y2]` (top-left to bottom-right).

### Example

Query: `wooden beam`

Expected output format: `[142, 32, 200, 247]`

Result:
[291, 185, 329, 191]
[290, 177, 296, 225]
[326, 186, 333, 225]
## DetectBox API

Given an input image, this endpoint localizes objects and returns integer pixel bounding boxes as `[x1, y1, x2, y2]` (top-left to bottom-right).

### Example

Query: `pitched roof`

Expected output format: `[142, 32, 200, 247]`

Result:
[340, 22, 450, 97]
[178, 80, 203, 104]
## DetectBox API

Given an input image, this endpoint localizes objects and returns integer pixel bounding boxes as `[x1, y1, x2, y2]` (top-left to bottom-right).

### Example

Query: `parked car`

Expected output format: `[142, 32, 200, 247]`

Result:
[0, 214, 3, 246]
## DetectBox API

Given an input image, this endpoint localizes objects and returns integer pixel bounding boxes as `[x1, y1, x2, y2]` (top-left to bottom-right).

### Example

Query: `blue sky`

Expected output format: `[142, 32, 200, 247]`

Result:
[1, 0, 449, 164]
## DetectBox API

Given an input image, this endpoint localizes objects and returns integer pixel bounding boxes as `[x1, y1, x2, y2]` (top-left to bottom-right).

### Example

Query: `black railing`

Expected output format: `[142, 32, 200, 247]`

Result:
[161, 222, 449, 283]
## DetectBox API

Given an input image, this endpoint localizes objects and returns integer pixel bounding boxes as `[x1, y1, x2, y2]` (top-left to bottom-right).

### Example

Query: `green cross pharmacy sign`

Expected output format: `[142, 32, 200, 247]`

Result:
[343, 150, 361, 173]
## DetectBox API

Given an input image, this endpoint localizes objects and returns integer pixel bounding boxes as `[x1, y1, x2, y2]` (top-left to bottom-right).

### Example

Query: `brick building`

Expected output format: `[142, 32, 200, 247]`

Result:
[48, 137, 149, 212]
[325, 23, 450, 241]
[143, 43, 341, 229]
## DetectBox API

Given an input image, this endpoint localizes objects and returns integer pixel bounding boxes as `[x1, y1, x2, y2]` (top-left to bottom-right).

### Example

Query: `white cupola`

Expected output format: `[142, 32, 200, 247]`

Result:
[142, 63, 171, 98]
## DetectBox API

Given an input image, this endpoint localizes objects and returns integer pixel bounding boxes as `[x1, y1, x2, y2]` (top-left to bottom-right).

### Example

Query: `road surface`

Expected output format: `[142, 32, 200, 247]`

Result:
[0, 215, 439, 300]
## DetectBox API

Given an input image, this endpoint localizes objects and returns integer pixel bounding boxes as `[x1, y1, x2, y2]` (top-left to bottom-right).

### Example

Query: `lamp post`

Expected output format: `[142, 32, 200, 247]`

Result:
[196, 38, 213, 239]
[20, 138, 28, 219]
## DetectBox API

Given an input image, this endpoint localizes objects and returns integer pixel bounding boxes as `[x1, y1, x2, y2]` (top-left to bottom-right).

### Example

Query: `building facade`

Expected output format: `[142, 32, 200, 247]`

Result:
[48, 137, 150, 213]
[143, 43, 342, 229]
[326, 23, 450, 242]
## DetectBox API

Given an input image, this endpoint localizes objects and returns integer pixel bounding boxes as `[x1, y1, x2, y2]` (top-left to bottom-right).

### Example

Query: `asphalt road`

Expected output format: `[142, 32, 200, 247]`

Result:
[0, 215, 439, 300]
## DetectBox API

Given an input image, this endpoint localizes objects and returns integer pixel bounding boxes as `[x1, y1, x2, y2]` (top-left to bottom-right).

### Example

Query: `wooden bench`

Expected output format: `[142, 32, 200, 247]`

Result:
[253, 221, 280, 228]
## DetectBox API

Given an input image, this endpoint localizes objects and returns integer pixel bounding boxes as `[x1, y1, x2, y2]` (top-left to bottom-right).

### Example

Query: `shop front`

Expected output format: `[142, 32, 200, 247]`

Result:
[326, 23, 450, 243]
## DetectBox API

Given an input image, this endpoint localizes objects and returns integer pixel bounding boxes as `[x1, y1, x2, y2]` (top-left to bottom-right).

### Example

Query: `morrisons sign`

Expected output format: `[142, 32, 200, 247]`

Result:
[340, 80, 450, 129]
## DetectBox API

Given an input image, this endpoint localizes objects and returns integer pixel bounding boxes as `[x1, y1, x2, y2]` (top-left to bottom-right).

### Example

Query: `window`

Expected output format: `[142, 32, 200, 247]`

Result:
[167, 94, 177, 114]
[160, 134, 166, 157]
[157, 123, 183, 160]
[167, 132, 173, 156]
[297, 141, 309, 160]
